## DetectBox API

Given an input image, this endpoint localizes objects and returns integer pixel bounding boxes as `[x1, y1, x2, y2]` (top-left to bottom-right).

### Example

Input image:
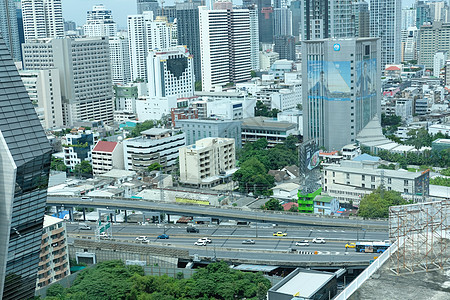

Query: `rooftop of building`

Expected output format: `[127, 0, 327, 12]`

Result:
[314, 194, 335, 203]
[141, 128, 172, 136]
[349, 255, 450, 300]
[43, 215, 64, 228]
[185, 137, 235, 150]
[241, 117, 296, 130]
[273, 182, 300, 192]
[282, 202, 298, 211]
[98, 169, 136, 179]
[433, 139, 450, 144]
[93, 141, 117, 153]
[324, 161, 427, 179]
[270, 268, 336, 298]
[352, 153, 380, 162]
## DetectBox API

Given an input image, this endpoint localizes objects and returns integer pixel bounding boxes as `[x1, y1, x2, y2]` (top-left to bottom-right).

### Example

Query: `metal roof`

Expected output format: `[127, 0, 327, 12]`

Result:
[233, 264, 278, 272]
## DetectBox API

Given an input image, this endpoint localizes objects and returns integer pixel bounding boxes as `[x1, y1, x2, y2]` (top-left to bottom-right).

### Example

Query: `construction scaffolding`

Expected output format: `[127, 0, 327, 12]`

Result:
[389, 200, 450, 275]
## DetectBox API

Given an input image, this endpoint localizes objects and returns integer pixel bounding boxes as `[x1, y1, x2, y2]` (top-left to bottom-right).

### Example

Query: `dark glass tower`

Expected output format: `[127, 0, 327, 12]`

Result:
[137, 0, 159, 16]
[0, 34, 52, 299]
[176, 1, 201, 82]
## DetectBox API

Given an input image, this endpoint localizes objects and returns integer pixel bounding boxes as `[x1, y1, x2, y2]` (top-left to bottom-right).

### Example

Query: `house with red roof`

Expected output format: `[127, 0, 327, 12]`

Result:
[384, 64, 402, 78]
[92, 140, 124, 176]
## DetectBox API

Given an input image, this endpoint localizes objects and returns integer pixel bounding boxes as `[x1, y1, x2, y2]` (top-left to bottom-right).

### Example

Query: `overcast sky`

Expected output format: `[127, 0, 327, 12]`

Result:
[63, 0, 416, 30]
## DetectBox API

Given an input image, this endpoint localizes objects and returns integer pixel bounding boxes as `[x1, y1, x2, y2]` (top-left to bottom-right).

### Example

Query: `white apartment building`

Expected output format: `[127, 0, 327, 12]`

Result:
[179, 137, 237, 187]
[127, 13, 174, 82]
[36, 216, 69, 289]
[370, 0, 401, 67]
[323, 160, 430, 205]
[434, 51, 448, 77]
[19, 69, 63, 129]
[109, 35, 131, 84]
[123, 128, 186, 173]
[192, 97, 256, 120]
[260, 51, 280, 71]
[147, 46, 194, 98]
[83, 5, 117, 37]
[114, 84, 138, 113]
[62, 129, 99, 170]
[199, 4, 251, 91]
[135, 95, 177, 121]
[21, 0, 64, 42]
[249, 6, 260, 71]
[91, 141, 124, 176]
[22, 37, 114, 125]
[395, 99, 413, 121]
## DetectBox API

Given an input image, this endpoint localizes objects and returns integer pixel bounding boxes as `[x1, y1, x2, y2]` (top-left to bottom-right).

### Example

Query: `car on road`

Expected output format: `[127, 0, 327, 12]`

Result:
[242, 239, 255, 244]
[273, 231, 287, 237]
[81, 196, 92, 201]
[157, 234, 169, 239]
[194, 241, 207, 246]
[78, 223, 91, 230]
[187, 226, 199, 233]
[198, 237, 212, 243]
[136, 236, 149, 242]
[99, 232, 110, 239]
[312, 238, 326, 244]
[345, 242, 356, 248]
[295, 240, 309, 246]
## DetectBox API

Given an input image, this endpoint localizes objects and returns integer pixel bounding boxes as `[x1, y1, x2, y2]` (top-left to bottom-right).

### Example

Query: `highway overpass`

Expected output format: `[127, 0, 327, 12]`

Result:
[48, 195, 388, 230]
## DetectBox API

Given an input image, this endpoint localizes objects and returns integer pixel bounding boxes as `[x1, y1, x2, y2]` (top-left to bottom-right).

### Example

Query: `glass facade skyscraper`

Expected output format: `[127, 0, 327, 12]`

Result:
[0, 0, 21, 61]
[0, 35, 52, 299]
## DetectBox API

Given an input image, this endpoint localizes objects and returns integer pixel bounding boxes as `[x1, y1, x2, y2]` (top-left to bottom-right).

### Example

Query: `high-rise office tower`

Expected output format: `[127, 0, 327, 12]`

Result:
[137, 0, 159, 16]
[302, 38, 380, 150]
[290, 0, 301, 39]
[22, 37, 114, 125]
[127, 12, 173, 82]
[21, 0, 64, 42]
[109, 34, 131, 84]
[199, 4, 251, 91]
[273, 7, 292, 36]
[83, 5, 117, 37]
[248, 5, 260, 71]
[244, 0, 273, 44]
[428, 1, 449, 22]
[0, 0, 21, 61]
[15, 0, 24, 60]
[402, 7, 417, 30]
[0, 34, 52, 300]
[19, 69, 64, 129]
[416, 1, 431, 28]
[176, 1, 201, 81]
[418, 22, 450, 68]
[274, 35, 295, 60]
[301, 0, 353, 40]
[352, 0, 369, 37]
[401, 26, 418, 62]
[370, 0, 401, 67]
[147, 46, 194, 98]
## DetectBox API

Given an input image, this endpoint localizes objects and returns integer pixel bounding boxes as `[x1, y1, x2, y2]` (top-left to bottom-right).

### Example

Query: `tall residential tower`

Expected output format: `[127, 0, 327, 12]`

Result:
[21, 0, 64, 42]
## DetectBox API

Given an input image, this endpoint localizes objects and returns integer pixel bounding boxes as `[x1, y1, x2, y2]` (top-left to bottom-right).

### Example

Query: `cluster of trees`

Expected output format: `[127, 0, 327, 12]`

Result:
[254, 101, 280, 118]
[430, 177, 450, 187]
[73, 160, 93, 176]
[233, 137, 299, 195]
[51, 157, 67, 171]
[358, 187, 411, 218]
[128, 119, 170, 138]
[261, 198, 283, 211]
[381, 113, 402, 135]
[44, 261, 271, 300]
[365, 148, 450, 169]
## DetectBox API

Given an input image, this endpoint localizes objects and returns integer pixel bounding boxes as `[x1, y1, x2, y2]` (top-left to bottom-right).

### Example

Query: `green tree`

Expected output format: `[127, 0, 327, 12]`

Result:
[195, 81, 202, 91]
[296, 103, 303, 110]
[251, 70, 257, 77]
[51, 157, 67, 171]
[430, 177, 450, 187]
[46, 284, 65, 297]
[233, 157, 275, 196]
[262, 198, 283, 211]
[358, 187, 411, 218]
[148, 162, 163, 172]
[73, 160, 92, 176]
[128, 120, 157, 138]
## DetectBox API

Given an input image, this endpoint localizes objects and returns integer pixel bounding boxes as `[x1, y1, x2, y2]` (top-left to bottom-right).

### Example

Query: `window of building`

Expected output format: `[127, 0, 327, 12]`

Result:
[404, 180, 408, 186]
[362, 175, 365, 180]
[371, 176, 375, 182]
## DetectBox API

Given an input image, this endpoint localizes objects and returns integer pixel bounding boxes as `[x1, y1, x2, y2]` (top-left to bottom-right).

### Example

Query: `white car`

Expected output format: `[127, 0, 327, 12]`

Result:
[198, 237, 212, 243]
[136, 236, 149, 242]
[312, 238, 326, 244]
[194, 241, 207, 246]
[99, 232, 110, 239]
[295, 240, 310, 246]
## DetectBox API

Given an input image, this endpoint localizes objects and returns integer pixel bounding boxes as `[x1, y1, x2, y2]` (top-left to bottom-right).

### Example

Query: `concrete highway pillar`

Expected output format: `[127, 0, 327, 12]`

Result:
[124, 210, 128, 223]
[68, 208, 73, 221]
[83, 208, 86, 221]
[167, 214, 170, 223]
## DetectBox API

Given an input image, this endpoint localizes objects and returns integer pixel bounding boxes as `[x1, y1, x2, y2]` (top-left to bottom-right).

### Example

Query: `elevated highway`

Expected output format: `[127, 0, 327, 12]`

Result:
[48, 195, 388, 230]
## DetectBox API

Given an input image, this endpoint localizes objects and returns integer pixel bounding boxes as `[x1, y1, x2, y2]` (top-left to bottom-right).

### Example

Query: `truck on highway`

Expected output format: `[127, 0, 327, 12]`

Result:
[187, 226, 199, 233]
